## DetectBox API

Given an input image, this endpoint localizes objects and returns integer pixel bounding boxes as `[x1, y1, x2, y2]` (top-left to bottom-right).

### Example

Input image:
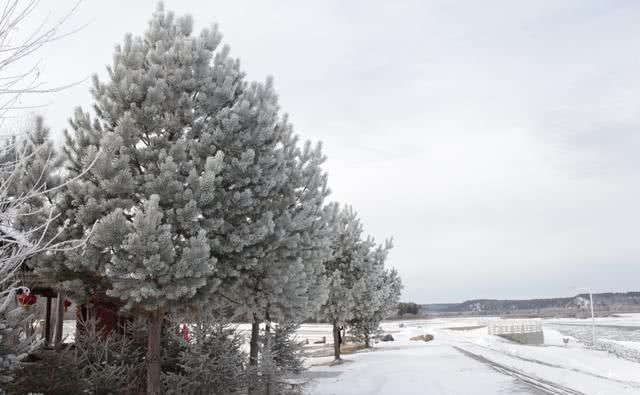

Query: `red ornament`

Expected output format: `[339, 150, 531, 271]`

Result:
[180, 324, 190, 343]
[64, 299, 72, 312]
[17, 293, 37, 309]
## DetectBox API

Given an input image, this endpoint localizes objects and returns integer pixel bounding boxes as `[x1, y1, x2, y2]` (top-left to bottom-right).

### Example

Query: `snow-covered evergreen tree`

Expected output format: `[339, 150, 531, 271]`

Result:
[319, 207, 402, 356]
[5, 116, 63, 219]
[57, 6, 239, 393]
[0, 1, 86, 389]
[162, 319, 246, 395]
[10, 314, 145, 395]
[349, 240, 402, 347]
[0, 118, 68, 391]
[382, 268, 403, 318]
[250, 322, 306, 395]
[318, 206, 372, 360]
[5, 117, 71, 281]
[256, 138, 333, 320]
[238, 136, 334, 368]
[55, 5, 331, 393]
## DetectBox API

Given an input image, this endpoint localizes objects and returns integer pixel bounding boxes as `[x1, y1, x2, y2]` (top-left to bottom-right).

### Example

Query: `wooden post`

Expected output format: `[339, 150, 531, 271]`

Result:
[54, 293, 65, 348]
[44, 296, 52, 347]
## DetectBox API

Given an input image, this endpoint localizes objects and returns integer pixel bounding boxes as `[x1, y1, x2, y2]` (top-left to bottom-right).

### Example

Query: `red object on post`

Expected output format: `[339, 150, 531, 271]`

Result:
[180, 324, 190, 343]
[17, 293, 37, 309]
[64, 299, 72, 312]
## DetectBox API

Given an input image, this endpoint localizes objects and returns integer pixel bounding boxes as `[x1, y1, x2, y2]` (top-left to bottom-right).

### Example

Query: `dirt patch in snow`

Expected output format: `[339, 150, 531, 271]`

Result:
[410, 334, 434, 342]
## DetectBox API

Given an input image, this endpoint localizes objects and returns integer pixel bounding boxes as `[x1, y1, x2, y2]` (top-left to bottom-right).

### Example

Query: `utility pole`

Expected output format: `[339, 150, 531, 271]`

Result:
[589, 292, 596, 345]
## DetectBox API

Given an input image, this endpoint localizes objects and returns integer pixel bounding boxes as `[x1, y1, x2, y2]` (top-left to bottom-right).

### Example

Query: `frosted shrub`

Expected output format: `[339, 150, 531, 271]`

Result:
[271, 323, 305, 375]
[249, 323, 307, 395]
[162, 320, 246, 395]
[74, 316, 143, 395]
[0, 298, 39, 394]
[9, 315, 143, 395]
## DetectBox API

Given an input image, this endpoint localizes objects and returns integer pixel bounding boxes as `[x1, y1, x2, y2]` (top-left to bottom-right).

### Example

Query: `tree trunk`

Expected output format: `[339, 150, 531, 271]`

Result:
[248, 315, 261, 395]
[249, 314, 260, 367]
[146, 308, 163, 395]
[332, 322, 341, 360]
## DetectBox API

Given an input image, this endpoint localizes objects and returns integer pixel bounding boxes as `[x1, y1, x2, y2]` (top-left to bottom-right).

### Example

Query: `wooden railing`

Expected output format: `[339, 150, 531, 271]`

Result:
[488, 319, 542, 335]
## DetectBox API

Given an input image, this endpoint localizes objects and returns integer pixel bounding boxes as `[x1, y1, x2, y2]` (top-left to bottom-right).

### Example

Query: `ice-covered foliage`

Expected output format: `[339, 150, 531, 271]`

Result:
[319, 206, 401, 356]
[271, 323, 306, 375]
[0, 1, 92, 391]
[0, 119, 73, 392]
[3, 117, 63, 237]
[319, 207, 369, 325]
[350, 252, 403, 346]
[250, 323, 307, 395]
[58, 5, 228, 309]
[57, 6, 339, 391]
[74, 315, 144, 395]
[9, 315, 143, 395]
[318, 206, 373, 359]
[0, 302, 39, 393]
[240, 155, 335, 367]
[57, 4, 308, 392]
[162, 319, 246, 395]
[238, 137, 335, 329]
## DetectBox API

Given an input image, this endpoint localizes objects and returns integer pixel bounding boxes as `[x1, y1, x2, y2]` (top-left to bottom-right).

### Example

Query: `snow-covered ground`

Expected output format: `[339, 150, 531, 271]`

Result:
[302, 317, 640, 395]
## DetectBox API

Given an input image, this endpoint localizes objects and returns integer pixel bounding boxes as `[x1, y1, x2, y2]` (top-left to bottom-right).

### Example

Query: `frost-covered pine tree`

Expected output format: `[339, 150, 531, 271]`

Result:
[318, 206, 372, 360]
[349, 240, 403, 347]
[0, 1, 84, 389]
[6, 117, 66, 262]
[382, 268, 403, 317]
[251, 322, 307, 395]
[236, 133, 334, 368]
[57, 5, 328, 393]
[57, 6, 245, 394]
[4, 116, 63, 199]
[0, 117, 68, 389]
[162, 318, 246, 395]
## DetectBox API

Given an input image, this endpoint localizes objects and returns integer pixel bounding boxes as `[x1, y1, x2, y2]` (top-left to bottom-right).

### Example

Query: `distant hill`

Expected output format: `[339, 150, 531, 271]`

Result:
[421, 292, 640, 317]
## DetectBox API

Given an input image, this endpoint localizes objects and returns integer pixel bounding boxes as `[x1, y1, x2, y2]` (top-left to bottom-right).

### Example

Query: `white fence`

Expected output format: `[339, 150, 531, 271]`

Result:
[488, 319, 542, 335]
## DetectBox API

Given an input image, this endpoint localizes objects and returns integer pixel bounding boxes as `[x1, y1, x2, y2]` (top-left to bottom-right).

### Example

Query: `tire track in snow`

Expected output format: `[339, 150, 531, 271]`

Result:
[453, 346, 586, 395]
[468, 344, 640, 389]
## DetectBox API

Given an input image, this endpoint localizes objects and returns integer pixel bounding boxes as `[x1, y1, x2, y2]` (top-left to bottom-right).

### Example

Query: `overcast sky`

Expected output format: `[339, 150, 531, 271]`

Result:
[14, 0, 640, 303]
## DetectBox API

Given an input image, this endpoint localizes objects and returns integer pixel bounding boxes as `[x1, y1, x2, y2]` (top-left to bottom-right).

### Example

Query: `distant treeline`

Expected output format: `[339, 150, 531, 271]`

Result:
[421, 292, 640, 315]
[397, 302, 420, 315]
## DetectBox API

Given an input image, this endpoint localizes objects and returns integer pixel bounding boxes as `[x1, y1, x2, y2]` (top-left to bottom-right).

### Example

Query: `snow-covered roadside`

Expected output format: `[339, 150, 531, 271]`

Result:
[444, 328, 640, 394]
[601, 339, 640, 353]
[306, 328, 535, 395]
[306, 318, 640, 395]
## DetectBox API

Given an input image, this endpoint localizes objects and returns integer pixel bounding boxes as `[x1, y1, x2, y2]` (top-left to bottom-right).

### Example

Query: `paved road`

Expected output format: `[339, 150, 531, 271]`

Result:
[308, 341, 543, 395]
